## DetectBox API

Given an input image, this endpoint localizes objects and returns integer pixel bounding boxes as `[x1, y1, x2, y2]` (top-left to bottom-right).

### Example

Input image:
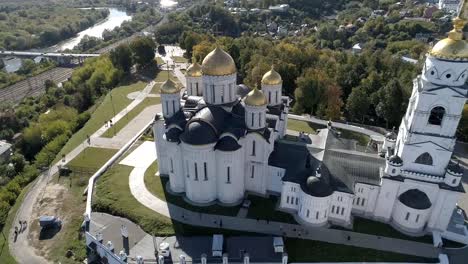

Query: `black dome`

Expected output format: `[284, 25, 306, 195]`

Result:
[180, 121, 217, 145]
[215, 136, 242, 151]
[237, 84, 251, 98]
[166, 127, 182, 143]
[302, 176, 333, 197]
[388, 155, 403, 165]
[385, 132, 397, 140]
[398, 189, 432, 210]
[447, 162, 463, 176]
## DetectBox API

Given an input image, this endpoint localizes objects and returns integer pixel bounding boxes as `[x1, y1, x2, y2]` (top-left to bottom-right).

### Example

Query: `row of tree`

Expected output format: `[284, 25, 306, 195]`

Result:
[0, 36, 156, 231]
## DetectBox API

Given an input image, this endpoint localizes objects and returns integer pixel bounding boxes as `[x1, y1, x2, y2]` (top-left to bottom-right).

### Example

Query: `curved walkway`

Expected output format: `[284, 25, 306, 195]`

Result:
[126, 142, 439, 259]
[9, 80, 157, 264]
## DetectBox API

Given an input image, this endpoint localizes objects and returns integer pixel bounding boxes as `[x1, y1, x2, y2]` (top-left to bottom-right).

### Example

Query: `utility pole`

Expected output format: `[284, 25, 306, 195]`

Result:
[110, 89, 117, 137]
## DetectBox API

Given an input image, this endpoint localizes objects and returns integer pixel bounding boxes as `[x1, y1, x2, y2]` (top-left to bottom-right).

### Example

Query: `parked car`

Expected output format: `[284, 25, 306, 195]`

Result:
[159, 242, 171, 257]
[39, 216, 62, 229]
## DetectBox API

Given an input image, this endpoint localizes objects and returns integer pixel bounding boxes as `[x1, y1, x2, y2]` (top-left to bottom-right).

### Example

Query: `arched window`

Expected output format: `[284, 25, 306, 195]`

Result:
[415, 152, 433, 165]
[428, 106, 445, 126]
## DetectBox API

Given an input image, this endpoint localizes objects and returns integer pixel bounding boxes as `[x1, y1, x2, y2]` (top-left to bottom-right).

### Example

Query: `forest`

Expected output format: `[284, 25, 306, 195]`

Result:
[0, 6, 109, 50]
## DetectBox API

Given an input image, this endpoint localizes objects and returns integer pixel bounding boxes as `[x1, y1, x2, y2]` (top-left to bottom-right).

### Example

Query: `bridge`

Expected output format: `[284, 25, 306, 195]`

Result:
[0, 50, 100, 64]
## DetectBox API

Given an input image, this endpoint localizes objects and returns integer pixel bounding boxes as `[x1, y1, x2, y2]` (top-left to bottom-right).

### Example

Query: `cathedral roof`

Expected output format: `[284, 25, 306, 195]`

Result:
[215, 136, 242, 151]
[304, 176, 334, 197]
[202, 47, 237, 76]
[262, 66, 282, 85]
[244, 86, 267, 106]
[430, 2, 468, 60]
[398, 189, 432, 210]
[236, 84, 252, 98]
[160, 79, 180, 94]
[186, 62, 203, 77]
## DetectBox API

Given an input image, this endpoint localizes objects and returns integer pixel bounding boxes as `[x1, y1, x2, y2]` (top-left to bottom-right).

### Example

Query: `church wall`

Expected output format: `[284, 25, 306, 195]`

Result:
[216, 149, 245, 204]
[262, 84, 282, 106]
[298, 190, 330, 226]
[153, 119, 169, 175]
[352, 183, 380, 216]
[241, 133, 271, 195]
[161, 93, 181, 118]
[202, 74, 237, 104]
[391, 199, 431, 234]
[167, 141, 185, 193]
[280, 182, 300, 211]
[428, 189, 461, 231]
[181, 142, 217, 204]
[186, 76, 203, 96]
[398, 143, 452, 176]
[373, 178, 400, 221]
[329, 192, 353, 225]
[268, 166, 285, 193]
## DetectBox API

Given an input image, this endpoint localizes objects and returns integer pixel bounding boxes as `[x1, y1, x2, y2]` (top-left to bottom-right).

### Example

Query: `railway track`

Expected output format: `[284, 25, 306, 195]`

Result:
[0, 67, 75, 104]
[0, 15, 162, 104]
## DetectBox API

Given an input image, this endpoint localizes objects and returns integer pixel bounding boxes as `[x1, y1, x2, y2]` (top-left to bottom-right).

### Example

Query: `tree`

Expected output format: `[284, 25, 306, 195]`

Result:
[130, 36, 156, 67]
[458, 104, 468, 142]
[110, 44, 133, 73]
[346, 87, 370, 122]
[376, 79, 404, 127]
[325, 84, 343, 120]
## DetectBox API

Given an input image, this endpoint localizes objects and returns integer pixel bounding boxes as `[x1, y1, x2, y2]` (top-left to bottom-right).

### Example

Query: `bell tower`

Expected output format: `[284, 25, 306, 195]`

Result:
[391, 3, 468, 177]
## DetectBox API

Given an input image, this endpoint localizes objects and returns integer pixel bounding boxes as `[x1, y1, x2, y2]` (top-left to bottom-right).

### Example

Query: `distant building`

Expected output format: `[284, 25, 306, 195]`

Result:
[352, 43, 363, 54]
[424, 5, 439, 18]
[269, 4, 289, 13]
[439, 0, 460, 12]
[371, 9, 386, 17]
[0, 141, 12, 163]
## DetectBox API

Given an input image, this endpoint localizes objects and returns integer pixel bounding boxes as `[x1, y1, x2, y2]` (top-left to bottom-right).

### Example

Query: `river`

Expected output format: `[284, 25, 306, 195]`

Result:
[52, 8, 132, 52]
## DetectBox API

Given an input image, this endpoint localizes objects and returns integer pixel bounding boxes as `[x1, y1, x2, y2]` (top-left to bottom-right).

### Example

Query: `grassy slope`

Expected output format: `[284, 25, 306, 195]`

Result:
[44, 147, 117, 263]
[101, 97, 161, 138]
[53, 81, 147, 163]
[287, 119, 324, 134]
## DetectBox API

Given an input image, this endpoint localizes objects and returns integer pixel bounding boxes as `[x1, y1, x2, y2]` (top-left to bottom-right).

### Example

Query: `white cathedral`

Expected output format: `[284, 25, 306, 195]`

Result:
[153, 11, 467, 238]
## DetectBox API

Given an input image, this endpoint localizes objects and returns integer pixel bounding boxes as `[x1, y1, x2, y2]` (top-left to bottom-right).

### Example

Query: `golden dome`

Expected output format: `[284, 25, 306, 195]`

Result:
[261, 66, 282, 85]
[201, 47, 237, 76]
[160, 79, 179, 94]
[244, 86, 267, 106]
[186, 62, 202, 77]
[430, 2, 468, 60]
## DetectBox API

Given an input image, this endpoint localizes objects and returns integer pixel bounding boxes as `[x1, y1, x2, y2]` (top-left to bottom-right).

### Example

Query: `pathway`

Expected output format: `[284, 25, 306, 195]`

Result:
[9, 80, 158, 264]
[124, 142, 440, 259]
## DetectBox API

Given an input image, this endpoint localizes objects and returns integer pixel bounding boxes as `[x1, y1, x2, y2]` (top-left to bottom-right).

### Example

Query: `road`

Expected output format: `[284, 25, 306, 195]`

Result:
[8, 79, 159, 264]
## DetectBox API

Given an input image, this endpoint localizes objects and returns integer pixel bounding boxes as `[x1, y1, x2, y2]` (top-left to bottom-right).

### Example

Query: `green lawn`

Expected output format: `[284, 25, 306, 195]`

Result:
[156, 57, 165, 65]
[352, 217, 433, 244]
[144, 162, 241, 216]
[53, 81, 147, 164]
[155, 70, 177, 82]
[172, 56, 188, 63]
[287, 119, 324, 134]
[246, 195, 297, 224]
[285, 238, 438, 263]
[67, 147, 118, 172]
[101, 97, 161, 138]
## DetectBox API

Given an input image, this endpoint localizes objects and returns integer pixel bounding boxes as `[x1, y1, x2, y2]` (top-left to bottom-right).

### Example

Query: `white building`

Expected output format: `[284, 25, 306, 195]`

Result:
[439, 0, 461, 12]
[154, 10, 467, 238]
[154, 46, 289, 206]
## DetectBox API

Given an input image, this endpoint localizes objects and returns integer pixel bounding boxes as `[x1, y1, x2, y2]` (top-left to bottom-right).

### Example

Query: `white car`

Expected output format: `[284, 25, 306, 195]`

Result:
[159, 242, 171, 257]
